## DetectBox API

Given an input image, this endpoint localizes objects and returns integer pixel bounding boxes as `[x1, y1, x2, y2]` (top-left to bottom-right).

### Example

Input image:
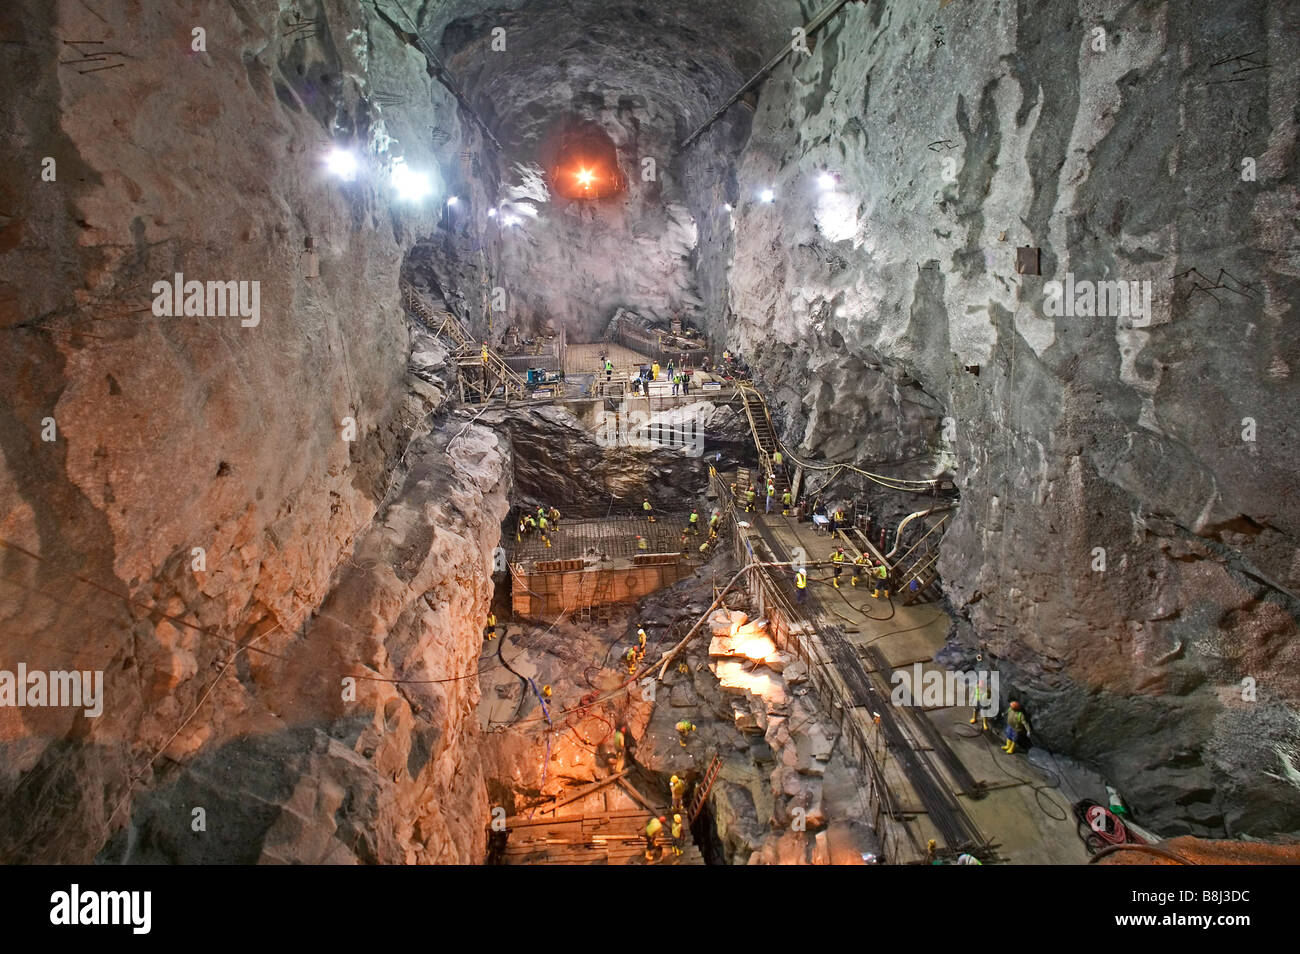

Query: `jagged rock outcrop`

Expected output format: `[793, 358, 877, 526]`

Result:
[99, 415, 510, 863]
[493, 402, 739, 513]
[0, 0, 501, 861]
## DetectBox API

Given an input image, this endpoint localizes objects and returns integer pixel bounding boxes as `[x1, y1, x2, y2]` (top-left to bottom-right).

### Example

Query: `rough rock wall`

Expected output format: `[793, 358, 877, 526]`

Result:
[499, 401, 746, 515]
[710, 0, 1300, 836]
[0, 0, 499, 861]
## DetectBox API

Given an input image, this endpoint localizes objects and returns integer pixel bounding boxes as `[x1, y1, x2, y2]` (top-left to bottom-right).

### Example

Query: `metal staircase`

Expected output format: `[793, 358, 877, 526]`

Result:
[737, 384, 790, 503]
[400, 279, 474, 350]
[890, 512, 950, 604]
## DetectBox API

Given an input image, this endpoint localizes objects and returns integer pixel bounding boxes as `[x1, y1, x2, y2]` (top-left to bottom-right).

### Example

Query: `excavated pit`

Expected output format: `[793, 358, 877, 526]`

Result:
[1, 0, 1297, 867]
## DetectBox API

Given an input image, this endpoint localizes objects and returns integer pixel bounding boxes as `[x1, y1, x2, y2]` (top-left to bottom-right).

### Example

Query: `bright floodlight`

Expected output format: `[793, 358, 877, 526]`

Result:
[759, 188, 775, 203]
[503, 214, 522, 227]
[818, 172, 836, 190]
[391, 160, 432, 202]
[487, 208, 497, 218]
[722, 202, 732, 212]
[325, 148, 358, 181]
[447, 195, 459, 206]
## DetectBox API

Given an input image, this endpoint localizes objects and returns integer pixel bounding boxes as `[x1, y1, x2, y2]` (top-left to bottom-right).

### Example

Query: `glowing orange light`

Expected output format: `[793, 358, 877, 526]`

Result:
[575, 167, 595, 188]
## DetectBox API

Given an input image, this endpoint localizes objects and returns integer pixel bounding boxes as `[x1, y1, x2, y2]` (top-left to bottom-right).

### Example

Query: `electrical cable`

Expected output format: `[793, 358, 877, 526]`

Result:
[949, 721, 1069, 822]
[1087, 843, 1197, 865]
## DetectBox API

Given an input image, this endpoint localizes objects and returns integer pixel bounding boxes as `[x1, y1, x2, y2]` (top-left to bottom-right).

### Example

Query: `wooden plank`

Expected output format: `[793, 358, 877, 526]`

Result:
[616, 777, 663, 815]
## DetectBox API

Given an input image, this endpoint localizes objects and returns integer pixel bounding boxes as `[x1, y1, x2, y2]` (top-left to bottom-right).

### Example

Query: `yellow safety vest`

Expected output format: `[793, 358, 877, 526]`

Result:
[832, 552, 845, 564]
[796, 571, 807, 589]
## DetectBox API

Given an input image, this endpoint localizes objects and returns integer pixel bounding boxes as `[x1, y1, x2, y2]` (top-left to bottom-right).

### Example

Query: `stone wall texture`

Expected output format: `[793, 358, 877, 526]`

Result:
[0, 0, 506, 862]
[704, 0, 1300, 836]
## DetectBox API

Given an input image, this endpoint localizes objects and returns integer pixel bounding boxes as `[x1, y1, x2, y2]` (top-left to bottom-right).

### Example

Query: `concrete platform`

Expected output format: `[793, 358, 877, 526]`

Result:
[749, 509, 1090, 865]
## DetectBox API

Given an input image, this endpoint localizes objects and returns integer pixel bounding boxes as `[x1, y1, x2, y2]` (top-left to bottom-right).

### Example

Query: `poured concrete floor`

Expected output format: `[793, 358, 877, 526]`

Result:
[751, 510, 1091, 865]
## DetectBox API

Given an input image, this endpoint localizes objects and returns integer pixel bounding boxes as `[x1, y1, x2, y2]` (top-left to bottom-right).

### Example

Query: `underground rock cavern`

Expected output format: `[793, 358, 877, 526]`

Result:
[1, 0, 1298, 895]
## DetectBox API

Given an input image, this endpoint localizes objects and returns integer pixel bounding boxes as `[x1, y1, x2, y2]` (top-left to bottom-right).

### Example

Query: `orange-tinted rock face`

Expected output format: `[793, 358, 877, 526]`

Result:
[0, 0, 505, 862]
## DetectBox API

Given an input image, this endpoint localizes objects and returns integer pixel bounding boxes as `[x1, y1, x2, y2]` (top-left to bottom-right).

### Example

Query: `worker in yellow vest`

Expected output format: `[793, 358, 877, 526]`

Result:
[781, 489, 793, 515]
[537, 514, 551, 548]
[671, 813, 685, 857]
[745, 487, 756, 512]
[484, 612, 497, 639]
[643, 498, 655, 522]
[688, 509, 699, 534]
[612, 725, 628, 772]
[644, 815, 665, 861]
[831, 547, 846, 587]
[670, 774, 687, 811]
[481, 342, 489, 364]
[675, 719, 696, 747]
[636, 626, 648, 662]
[1002, 701, 1030, 754]
[773, 450, 783, 468]
[625, 646, 639, 674]
[699, 539, 710, 555]
[652, 361, 660, 382]
[795, 568, 808, 604]
[851, 552, 868, 586]
[548, 505, 560, 530]
[871, 562, 890, 599]
[969, 673, 991, 731]
[709, 511, 720, 531]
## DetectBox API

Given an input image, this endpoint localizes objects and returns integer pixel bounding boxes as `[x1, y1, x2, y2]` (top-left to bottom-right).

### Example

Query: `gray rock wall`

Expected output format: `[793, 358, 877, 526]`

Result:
[707, 0, 1300, 836]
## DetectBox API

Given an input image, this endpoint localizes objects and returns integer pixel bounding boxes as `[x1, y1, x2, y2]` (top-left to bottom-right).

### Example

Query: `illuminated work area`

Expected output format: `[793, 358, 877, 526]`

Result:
[1, 0, 1297, 872]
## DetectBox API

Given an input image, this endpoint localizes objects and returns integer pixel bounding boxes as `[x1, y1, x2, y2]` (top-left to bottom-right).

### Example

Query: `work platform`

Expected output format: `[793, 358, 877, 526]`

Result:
[563, 341, 650, 375]
[508, 514, 704, 621]
[713, 484, 1089, 865]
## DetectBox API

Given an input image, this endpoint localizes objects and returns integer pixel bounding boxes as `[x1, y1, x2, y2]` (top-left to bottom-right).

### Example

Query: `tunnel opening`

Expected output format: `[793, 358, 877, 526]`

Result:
[540, 120, 627, 201]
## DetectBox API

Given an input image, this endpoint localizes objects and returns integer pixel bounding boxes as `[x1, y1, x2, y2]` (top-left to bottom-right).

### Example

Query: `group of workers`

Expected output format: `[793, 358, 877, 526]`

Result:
[606, 357, 706, 397]
[625, 624, 650, 673]
[606, 722, 692, 862]
[517, 503, 561, 547]
[645, 768, 694, 861]
[793, 546, 891, 603]
[635, 503, 723, 558]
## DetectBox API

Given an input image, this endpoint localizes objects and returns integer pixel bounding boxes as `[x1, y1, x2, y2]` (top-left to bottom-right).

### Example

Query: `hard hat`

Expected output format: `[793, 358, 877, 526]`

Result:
[670, 775, 679, 784]
[673, 814, 682, 822]
[1010, 700, 1020, 710]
